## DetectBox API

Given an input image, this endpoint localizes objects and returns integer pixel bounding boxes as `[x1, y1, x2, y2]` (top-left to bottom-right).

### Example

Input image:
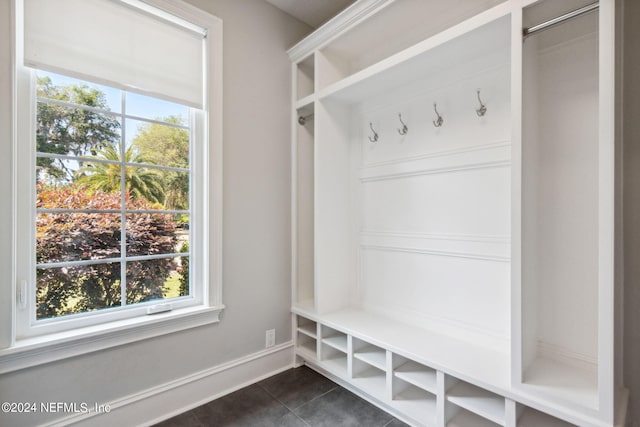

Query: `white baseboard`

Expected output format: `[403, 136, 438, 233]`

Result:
[50, 342, 294, 427]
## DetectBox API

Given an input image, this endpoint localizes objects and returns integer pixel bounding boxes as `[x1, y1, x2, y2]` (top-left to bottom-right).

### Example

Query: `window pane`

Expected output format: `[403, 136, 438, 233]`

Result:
[121, 166, 165, 209]
[126, 92, 188, 123]
[36, 70, 121, 113]
[36, 169, 122, 210]
[36, 262, 122, 320]
[126, 213, 182, 256]
[37, 213, 121, 264]
[36, 157, 79, 186]
[126, 118, 189, 168]
[168, 256, 189, 298]
[126, 257, 186, 304]
[123, 167, 188, 211]
[36, 102, 121, 159]
[161, 170, 190, 210]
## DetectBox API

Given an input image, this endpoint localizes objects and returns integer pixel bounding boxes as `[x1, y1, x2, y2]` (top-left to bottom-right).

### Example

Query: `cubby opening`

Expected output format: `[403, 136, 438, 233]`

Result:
[295, 316, 317, 359]
[296, 54, 314, 101]
[296, 332, 317, 359]
[516, 404, 577, 427]
[321, 325, 347, 351]
[393, 358, 437, 395]
[520, 0, 599, 409]
[296, 316, 317, 338]
[391, 372, 437, 427]
[446, 379, 505, 426]
[320, 325, 348, 376]
[352, 338, 386, 371]
[447, 407, 502, 427]
[352, 357, 386, 400]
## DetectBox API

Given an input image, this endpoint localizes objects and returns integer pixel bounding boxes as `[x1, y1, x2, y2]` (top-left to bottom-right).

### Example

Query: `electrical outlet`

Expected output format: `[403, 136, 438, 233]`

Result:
[265, 329, 275, 348]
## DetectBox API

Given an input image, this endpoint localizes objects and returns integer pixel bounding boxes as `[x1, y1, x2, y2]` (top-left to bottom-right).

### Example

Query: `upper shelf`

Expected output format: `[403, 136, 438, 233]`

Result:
[317, 7, 511, 105]
[288, 0, 506, 63]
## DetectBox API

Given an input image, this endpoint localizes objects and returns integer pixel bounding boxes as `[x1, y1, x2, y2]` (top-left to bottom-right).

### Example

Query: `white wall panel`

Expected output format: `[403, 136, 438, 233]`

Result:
[361, 166, 511, 238]
[360, 247, 510, 341]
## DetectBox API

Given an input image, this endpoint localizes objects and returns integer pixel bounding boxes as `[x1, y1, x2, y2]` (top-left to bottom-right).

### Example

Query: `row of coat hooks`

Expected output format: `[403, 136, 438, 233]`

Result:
[368, 90, 487, 142]
[296, 90, 488, 138]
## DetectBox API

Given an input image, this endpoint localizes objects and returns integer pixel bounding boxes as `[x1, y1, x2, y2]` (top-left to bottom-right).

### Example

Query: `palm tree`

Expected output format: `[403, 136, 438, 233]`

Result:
[76, 144, 165, 205]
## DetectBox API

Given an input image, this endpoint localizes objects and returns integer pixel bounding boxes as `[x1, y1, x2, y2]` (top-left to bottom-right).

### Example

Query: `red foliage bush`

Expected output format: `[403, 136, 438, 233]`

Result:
[36, 184, 178, 319]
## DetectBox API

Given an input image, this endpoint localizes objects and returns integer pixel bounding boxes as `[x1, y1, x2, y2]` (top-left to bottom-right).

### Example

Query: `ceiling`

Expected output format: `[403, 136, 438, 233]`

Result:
[265, 0, 357, 29]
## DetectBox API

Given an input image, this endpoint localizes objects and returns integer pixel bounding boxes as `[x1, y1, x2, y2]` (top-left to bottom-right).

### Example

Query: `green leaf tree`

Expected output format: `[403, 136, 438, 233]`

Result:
[36, 76, 121, 183]
[76, 144, 165, 205]
[131, 116, 189, 210]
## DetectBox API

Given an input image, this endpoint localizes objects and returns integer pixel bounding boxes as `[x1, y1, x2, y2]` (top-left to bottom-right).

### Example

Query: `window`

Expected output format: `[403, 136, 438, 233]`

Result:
[25, 70, 197, 333]
[3, 0, 222, 366]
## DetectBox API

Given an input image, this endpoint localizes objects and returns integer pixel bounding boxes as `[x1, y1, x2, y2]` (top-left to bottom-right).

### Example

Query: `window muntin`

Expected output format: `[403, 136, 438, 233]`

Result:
[33, 70, 193, 323]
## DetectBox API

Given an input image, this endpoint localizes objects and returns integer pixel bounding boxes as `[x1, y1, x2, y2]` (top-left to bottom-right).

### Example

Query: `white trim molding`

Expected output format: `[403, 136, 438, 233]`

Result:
[0, 305, 224, 374]
[287, 0, 392, 62]
[47, 342, 294, 427]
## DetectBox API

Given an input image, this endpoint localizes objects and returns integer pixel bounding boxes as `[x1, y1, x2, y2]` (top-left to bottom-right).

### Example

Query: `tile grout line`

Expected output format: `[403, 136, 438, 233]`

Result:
[292, 411, 313, 427]
[290, 385, 340, 413]
[255, 369, 340, 414]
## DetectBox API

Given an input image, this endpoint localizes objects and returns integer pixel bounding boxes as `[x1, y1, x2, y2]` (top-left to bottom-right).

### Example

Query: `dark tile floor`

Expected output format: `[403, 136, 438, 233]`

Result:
[155, 365, 409, 427]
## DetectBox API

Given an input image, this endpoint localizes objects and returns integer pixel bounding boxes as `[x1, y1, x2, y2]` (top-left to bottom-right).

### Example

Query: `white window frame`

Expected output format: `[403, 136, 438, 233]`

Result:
[0, 0, 224, 374]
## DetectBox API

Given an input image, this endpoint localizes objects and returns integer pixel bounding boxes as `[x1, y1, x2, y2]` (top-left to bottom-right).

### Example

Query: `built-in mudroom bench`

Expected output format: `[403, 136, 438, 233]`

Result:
[289, 0, 628, 426]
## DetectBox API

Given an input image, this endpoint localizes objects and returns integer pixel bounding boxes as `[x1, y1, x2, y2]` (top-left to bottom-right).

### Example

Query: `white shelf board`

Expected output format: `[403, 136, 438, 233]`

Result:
[352, 367, 387, 399]
[297, 323, 317, 339]
[312, 308, 509, 391]
[447, 409, 501, 427]
[517, 407, 575, 427]
[295, 93, 314, 110]
[322, 334, 348, 353]
[520, 356, 598, 410]
[353, 345, 386, 371]
[391, 387, 437, 427]
[296, 342, 317, 361]
[447, 381, 505, 426]
[318, 7, 510, 105]
[322, 355, 348, 377]
[394, 361, 438, 394]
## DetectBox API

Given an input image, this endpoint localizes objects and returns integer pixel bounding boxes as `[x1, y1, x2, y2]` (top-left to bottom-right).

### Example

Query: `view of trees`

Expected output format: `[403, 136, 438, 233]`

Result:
[76, 144, 165, 205]
[35, 75, 190, 319]
[36, 76, 121, 184]
[131, 116, 190, 210]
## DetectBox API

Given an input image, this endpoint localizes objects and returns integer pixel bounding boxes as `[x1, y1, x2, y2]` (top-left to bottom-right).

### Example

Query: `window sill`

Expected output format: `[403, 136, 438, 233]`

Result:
[0, 304, 225, 374]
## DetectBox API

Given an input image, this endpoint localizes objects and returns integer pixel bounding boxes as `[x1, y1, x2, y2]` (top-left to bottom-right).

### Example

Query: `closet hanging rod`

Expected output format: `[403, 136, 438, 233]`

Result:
[523, 1, 598, 39]
[298, 113, 314, 126]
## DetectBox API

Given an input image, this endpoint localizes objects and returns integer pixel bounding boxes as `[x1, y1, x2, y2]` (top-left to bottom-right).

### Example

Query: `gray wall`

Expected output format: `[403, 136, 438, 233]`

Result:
[0, 1, 311, 425]
[623, 0, 640, 424]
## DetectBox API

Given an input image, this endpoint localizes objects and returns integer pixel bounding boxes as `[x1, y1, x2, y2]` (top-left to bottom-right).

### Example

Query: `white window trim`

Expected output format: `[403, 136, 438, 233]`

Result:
[0, 0, 224, 374]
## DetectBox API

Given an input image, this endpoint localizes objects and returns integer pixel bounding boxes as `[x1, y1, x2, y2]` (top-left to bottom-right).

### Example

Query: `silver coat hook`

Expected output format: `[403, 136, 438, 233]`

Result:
[476, 90, 487, 117]
[397, 113, 408, 135]
[432, 103, 443, 127]
[368, 122, 379, 143]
